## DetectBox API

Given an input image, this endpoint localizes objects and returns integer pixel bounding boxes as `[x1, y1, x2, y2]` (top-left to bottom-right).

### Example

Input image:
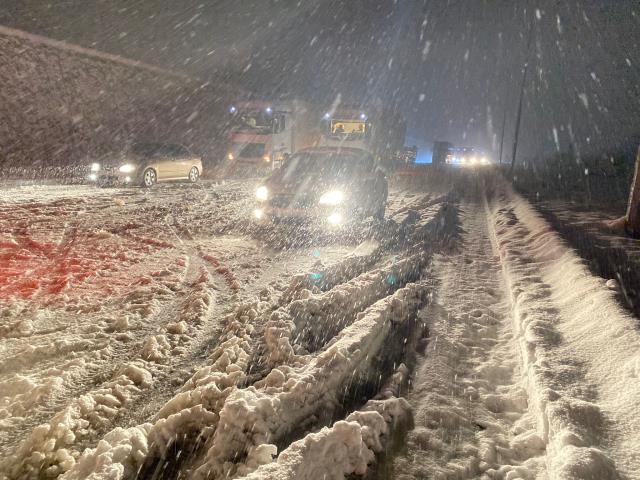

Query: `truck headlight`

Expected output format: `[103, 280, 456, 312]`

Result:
[319, 190, 344, 206]
[256, 186, 268, 201]
[91, 163, 101, 172]
[119, 164, 136, 173]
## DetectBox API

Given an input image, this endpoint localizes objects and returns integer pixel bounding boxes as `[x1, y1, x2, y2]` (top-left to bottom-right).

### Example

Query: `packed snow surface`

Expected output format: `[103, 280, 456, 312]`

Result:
[1, 171, 640, 480]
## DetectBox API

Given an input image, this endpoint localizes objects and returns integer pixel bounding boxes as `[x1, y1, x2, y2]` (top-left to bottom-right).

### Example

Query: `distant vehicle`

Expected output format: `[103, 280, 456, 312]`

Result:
[88, 143, 202, 187]
[225, 100, 320, 170]
[398, 145, 418, 164]
[253, 147, 388, 227]
[432, 141, 453, 165]
[445, 147, 491, 167]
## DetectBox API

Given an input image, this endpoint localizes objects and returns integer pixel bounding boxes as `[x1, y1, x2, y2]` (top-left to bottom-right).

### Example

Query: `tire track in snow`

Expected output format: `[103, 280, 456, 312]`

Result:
[0, 250, 206, 473]
[51, 189, 455, 480]
[388, 199, 545, 479]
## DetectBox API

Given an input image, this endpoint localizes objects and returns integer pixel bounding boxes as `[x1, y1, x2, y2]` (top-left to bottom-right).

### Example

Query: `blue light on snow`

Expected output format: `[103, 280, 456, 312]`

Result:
[312, 249, 321, 258]
[310, 272, 323, 282]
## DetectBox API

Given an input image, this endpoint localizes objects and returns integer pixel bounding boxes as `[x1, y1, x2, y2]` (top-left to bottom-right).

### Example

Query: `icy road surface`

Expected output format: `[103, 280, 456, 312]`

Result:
[1, 172, 639, 480]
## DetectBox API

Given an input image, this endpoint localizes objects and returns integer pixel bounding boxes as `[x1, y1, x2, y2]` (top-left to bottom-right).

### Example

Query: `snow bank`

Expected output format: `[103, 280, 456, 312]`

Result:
[1, 361, 153, 479]
[488, 180, 640, 478]
[262, 250, 430, 368]
[237, 364, 411, 480]
[191, 282, 429, 479]
[263, 199, 453, 367]
[237, 420, 376, 480]
[58, 299, 263, 480]
[0, 374, 64, 431]
[61, 425, 152, 480]
[177, 265, 213, 325]
[280, 240, 382, 299]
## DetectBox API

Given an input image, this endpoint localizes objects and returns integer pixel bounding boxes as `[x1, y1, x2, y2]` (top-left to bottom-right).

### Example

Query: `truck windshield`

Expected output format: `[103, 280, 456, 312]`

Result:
[328, 120, 369, 140]
[236, 143, 266, 158]
[232, 111, 274, 133]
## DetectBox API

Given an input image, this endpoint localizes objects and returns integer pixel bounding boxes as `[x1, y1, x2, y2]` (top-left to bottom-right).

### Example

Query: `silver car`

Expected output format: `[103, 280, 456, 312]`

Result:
[88, 143, 203, 187]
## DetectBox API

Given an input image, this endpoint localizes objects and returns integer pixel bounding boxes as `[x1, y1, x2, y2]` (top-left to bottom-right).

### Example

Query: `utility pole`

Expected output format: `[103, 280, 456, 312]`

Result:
[498, 106, 507, 164]
[509, 20, 535, 175]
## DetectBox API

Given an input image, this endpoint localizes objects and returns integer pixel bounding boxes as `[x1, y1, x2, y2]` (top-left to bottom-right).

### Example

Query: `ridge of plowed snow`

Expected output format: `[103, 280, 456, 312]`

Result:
[488, 179, 640, 479]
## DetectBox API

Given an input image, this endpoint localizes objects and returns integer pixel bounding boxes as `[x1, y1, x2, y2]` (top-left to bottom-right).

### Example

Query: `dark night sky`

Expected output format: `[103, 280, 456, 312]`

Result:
[1, 0, 639, 161]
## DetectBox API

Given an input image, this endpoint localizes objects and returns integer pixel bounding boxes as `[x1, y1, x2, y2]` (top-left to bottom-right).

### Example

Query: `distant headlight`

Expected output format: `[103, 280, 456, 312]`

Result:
[228, 152, 234, 160]
[119, 164, 136, 173]
[319, 190, 344, 206]
[90, 163, 100, 172]
[256, 186, 268, 201]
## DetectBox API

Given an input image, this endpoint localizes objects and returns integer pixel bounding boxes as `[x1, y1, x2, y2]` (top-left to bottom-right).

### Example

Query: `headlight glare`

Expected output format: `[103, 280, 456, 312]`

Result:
[319, 190, 344, 206]
[256, 186, 268, 201]
[119, 164, 136, 173]
[91, 163, 100, 172]
[327, 212, 343, 226]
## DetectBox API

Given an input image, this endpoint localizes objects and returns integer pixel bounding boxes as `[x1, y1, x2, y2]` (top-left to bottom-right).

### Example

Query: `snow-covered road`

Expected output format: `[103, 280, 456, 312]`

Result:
[1, 172, 639, 480]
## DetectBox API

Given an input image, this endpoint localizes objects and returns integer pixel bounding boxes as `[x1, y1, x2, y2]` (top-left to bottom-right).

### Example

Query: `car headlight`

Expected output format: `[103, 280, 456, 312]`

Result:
[327, 212, 343, 226]
[118, 164, 136, 173]
[319, 190, 344, 206]
[91, 163, 100, 172]
[256, 186, 268, 201]
[228, 153, 234, 160]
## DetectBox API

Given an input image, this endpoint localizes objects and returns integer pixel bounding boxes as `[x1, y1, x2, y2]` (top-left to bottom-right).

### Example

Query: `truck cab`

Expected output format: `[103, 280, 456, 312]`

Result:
[226, 102, 289, 168]
[225, 100, 320, 172]
[319, 105, 405, 172]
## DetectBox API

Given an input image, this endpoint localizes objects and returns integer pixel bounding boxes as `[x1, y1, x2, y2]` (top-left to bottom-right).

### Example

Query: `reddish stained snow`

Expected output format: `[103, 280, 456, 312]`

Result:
[0, 200, 176, 304]
[201, 253, 240, 291]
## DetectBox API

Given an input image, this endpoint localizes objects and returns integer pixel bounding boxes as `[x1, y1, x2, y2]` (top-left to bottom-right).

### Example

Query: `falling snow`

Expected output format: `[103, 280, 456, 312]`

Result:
[1, 2, 640, 479]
